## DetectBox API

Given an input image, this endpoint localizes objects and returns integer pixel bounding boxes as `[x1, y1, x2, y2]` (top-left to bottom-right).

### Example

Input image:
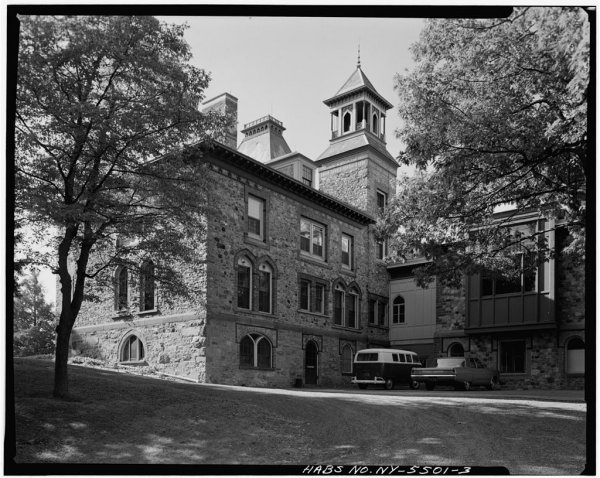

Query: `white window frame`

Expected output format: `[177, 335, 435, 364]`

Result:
[392, 295, 405, 324]
[341, 233, 353, 269]
[300, 218, 326, 260]
[247, 195, 265, 241]
[376, 189, 388, 214]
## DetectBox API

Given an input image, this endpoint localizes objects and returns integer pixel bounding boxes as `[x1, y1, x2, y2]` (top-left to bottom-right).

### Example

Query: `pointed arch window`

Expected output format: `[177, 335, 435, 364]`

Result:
[333, 281, 360, 329]
[240, 333, 273, 369]
[116, 267, 129, 311]
[258, 262, 273, 314]
[334, 283, 345, 326]
[343, 111, 352, 133]
[120, 334, 145, 362]
[372, 113, 378, 135]
[392, 295, 405, 324]
[237, 256, 252, 310]
[140, 260, 156, 311]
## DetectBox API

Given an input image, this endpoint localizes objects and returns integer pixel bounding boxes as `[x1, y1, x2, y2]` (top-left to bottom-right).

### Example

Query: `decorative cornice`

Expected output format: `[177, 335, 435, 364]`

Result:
[202, 142, 375, 225]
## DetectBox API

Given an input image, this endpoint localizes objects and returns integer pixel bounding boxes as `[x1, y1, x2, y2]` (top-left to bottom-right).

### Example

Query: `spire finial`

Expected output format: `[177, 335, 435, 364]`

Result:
[357, 44, 361, 68]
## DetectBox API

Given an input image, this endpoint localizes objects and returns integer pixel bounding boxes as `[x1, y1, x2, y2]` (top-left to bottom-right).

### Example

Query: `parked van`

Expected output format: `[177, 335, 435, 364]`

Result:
[351, 348, 422, 390]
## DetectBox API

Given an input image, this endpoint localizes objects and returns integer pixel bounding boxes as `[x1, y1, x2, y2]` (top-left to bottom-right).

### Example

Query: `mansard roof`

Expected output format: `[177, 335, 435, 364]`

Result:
[200, 141, 374, 225]
[324, 66, 393, 110]
[237, 115, 292, 164]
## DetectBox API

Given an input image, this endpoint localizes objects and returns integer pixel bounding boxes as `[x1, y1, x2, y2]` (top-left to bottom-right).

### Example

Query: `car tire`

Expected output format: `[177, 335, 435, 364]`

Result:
[463, 381, 472, 391]
[425, 382, 435, 391]
[409, 380, 420, 390]
[384, 378, 394, 390]
[358, 384, 367, 390]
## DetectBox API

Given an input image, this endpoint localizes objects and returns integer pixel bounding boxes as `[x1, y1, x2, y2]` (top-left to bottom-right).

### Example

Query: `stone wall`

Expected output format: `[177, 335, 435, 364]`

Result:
[318, 152, 397, 218]
[69, 214, 208, 381]
[203, 161, 389, 387]
[70, 312, 207, 381]
[318, 157, 370, 212]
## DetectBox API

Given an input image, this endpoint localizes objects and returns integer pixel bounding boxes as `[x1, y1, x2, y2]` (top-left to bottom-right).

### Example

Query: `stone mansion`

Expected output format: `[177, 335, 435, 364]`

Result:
[68, 63, 585, 390]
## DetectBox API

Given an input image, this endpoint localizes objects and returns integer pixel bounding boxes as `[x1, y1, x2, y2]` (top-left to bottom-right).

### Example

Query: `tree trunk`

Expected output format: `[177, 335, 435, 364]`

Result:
[53, 316, 74, 398]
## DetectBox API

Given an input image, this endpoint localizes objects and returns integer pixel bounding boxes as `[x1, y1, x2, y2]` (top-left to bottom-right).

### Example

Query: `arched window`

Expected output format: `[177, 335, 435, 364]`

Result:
[140, 260, 155, 311]
[116, 267, 128, 311]
[392, 296, 405, 324]
[566, 337, 585, 374]
[343, 111, 352, 133]
[341, 344, 353, 374]
[448, 343, 465, 357]
[372, 113, 378, 135]
[333, 280, 360, 329]
[237, 256, 252, 309]
[240, 334, 272, 369]
[346, 286, 359, 329]
[258, 262, 273, 314]
[120, 334, 145, 362]
[334, 282, 345, 326]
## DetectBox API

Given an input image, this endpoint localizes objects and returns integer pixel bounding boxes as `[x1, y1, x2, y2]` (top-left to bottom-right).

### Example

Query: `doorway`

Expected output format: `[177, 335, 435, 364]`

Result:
[305, 341, 319, 385]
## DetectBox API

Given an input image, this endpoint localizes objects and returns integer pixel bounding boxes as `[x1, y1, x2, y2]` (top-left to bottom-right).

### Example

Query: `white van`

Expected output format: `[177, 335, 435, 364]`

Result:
[351, 348, 422, 390]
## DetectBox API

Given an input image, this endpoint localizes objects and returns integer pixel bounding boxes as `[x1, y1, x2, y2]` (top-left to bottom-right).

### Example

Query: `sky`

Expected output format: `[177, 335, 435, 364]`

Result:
[30, 14, 426, 305]
[157, 15, 425, 161]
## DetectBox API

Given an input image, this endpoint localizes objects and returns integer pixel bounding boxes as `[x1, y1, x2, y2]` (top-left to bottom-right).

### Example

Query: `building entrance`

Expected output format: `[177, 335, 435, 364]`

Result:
[305, 341, 318, 385]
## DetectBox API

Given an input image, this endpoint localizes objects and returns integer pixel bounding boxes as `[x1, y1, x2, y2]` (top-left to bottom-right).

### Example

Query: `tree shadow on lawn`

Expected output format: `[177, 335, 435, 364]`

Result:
[10, 359, 587, 474]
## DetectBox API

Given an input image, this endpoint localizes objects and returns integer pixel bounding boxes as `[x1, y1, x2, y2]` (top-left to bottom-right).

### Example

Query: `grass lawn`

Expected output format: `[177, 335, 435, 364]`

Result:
[8, 358, 588, 474]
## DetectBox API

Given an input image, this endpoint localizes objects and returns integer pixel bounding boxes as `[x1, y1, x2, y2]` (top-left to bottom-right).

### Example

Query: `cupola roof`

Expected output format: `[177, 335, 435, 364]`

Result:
[324, 66, 393, 110]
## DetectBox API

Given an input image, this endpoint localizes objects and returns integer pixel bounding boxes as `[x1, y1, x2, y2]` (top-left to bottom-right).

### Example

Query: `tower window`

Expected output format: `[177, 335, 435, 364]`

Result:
[302, 166, 313, 187]
[376, 190, 388, 213]
[343, 111, 352, 133]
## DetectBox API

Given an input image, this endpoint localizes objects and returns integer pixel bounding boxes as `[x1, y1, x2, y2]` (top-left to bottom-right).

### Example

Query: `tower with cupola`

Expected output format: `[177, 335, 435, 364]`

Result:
[316, 56, 398, 218]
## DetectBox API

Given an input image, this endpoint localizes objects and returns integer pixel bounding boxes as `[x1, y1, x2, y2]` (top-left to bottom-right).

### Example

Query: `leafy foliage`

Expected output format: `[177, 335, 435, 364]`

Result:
[14, 15, 230, 396]
[13, 270, 56, 356]
[386, 7, 589, 285]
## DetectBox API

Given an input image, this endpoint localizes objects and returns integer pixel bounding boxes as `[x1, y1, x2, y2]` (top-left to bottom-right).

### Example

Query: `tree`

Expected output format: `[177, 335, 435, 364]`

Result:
[385, 7, 589, 286]
[13, 270, 56, 357]
[14, 270, 54, 330]
[14, 15, 231, 397]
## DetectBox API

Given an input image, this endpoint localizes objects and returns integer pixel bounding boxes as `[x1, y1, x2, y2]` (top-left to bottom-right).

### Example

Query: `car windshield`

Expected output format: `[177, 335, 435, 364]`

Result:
[436, 358, 465, 367]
